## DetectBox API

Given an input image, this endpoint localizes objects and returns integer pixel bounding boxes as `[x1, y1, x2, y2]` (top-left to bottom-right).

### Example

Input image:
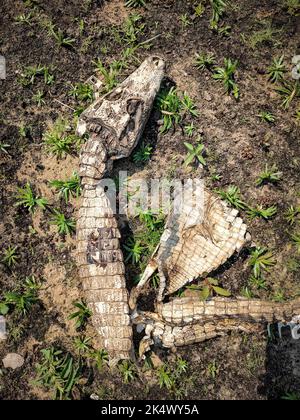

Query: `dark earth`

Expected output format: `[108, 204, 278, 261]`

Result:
[0, 0, 300, 400]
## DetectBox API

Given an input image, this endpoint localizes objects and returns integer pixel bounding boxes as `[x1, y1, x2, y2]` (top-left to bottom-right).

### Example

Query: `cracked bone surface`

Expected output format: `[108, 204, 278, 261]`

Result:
[76, 56, 165, 360]
[131, 186, 249, 304]
[134, 296, 300, 352]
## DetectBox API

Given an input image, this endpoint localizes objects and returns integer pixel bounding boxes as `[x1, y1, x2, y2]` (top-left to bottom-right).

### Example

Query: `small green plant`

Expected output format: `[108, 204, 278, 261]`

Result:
[217, 24, 231, 36]
[133, 143, 152, 164]
[210, 0, 227, 29]
[15, 12, 33, 25]
[281, 391, 300, 400]
[272, 289, 285, 302]
[276, 80, 300, 109]
[281, 0, 300, 16]
[258, 111, 275, 123]
[157, 88, 198, 133]
[89, 349, 109, 371]
[195, 52, 216, 70]
[125, 0, 146, 7]
[248, 21, 281, 50]
[50, 210, 76, 235]
[194, 3, 205, 17]
[4, 277, 40, 315]
[212, 58, 239, 98]
[246, 205, 277, 220]
[122, 13, 145, 44]
[19, 124, 31, 138]
[118, 360, 137, 383]
[180, 13, 192, 28]
[69, 301, 92, 329]
[1, 246, 19, 267]
[294, 108, 300, 123]
[135, 208, 165, 232]
[157, 87, 182, 133]
[181, 92, 198, 117]
[184, 122, 196, 137]
[184, 139, 206, 167]
[93, 59, 122, 93]
[32, 89, 45, 107]
[256, 164, 282, 186]
[124, 237, 145, 264]
[241, 286, 254, 299]
[43, 119, 81, 158]
[73, 336, 92, 355]
[69, 83, 94, 102]
[249, 275, 268, 290]
[186, 278, 231, 300]
[249, 247, 276, 278]
[15, 183, 48, 213]
[215, 185, 247, 210]
[206, 360, 219, 379]
[267, 56, 286, 83]
[157, 357, 189, 395]
[35, 348, 81, 400]
[50, 26, 75, 47]
[19, 65, 55, 87]
[0, 301, 9, 315]
[0, 142, 10, 154]
[291, 232, 300, 252]
[49, 172, 81, 203]
[285, 205, 300, 225]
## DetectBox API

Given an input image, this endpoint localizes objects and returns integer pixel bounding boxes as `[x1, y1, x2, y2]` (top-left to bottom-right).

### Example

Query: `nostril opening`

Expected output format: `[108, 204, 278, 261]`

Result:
[153, 56, 160, 66]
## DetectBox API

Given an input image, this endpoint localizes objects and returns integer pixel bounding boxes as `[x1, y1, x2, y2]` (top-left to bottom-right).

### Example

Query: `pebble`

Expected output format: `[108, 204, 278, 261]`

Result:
[2, 353, 24, 370]
[203, 91, 212, 101]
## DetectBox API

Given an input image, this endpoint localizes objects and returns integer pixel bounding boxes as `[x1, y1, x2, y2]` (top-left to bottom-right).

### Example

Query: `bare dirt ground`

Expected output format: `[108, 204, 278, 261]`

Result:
[0, 0, 300, 400]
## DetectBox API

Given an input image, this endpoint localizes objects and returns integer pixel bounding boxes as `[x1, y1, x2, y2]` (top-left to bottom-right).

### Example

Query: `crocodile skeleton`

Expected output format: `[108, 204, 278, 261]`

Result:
[76, 56, 300, 360]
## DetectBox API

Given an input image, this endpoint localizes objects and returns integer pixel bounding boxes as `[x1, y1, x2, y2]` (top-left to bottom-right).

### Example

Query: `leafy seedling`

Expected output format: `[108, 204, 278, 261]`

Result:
[215, 185, 247, 210]
[0, 142, 10, 154]
[256, 164, 282, 186]
[32, 89, 45, 107]
[118, 360, 137, 383]
[124, 238, 145, 264]
[291, 233, 300, 253]
[210, 0, 227, 29]
[35, 348, 81, 400]
[213, 58, 239, 98]
[93, 59, 122, 93]
[1, 246, 19, 268]
[186, 278, 231, 300]
[43, 119, 81, 158]
[285, 205, 300, 225]
[249, 247, 276, 278]
[276, 80, 300, 109]
[50, 26, 75, 48]
[69, 301, 92, 329]
[184, 122, 196, 137]
[133, 143, 152, 164]
[15, 183, 48, 213]
[246, 205, 277, 220]
[258, 111, 275, 123]
[267, 56, 286, 83]
[195, 52, 216, 70]
[69, 83, 94, 102]
[156, 87, 182, 133]
[49, 172, 81, 203]
[125, 0, 146, 7]
[184, 139, 206, 167]
[50, 210, 76, 235]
